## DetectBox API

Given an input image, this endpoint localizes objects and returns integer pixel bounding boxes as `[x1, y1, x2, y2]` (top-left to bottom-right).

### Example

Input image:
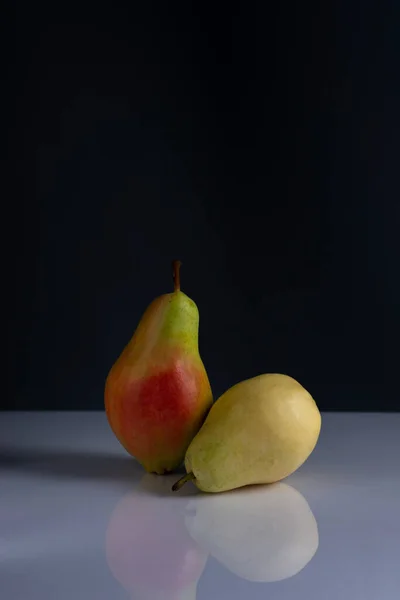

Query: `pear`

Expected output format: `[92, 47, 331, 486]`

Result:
[185, 483, 319, 582]
[173, 373, 321, 492]
[105, 261, 213, 474]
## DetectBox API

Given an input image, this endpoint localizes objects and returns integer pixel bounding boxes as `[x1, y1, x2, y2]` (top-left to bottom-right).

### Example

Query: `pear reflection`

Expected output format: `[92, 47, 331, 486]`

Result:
[105, 474, 207, 600]
[185, 482, 319, 583]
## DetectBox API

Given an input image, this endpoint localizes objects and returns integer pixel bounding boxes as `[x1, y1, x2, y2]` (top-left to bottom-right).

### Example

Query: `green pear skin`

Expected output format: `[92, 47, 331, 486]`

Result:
[105, 261, 213, 474]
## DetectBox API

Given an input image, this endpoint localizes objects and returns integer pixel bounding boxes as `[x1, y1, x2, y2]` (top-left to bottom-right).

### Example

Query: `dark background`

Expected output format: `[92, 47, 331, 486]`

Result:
[5, 2, 399, 411]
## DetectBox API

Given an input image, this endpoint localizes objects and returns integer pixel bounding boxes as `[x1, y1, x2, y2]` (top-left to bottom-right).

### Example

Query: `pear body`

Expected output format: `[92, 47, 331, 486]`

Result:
[105, 282, 212, 474]
[184, 373, 321, 492]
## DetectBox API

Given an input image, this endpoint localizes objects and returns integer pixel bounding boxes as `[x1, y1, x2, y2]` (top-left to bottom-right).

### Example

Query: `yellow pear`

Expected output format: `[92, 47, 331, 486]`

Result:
[173, 373, 321, 493]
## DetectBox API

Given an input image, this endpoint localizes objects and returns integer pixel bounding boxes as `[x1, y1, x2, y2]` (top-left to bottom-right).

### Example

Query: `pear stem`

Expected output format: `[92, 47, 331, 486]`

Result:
[172, 260, 182, 292]
[172, 472, 196, 492]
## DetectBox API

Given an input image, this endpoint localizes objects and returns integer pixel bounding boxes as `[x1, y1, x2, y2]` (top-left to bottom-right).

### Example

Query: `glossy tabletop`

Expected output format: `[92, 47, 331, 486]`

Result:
[1, 412, 399, 599]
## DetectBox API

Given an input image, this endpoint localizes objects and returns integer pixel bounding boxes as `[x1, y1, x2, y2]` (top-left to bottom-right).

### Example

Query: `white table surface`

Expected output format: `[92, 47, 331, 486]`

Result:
[1, 411, 399, 600]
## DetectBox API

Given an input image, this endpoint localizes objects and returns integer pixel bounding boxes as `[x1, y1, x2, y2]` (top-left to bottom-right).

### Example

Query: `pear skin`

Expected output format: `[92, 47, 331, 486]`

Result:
[173, 374, 321, 492]
[105, 262, 213, 474]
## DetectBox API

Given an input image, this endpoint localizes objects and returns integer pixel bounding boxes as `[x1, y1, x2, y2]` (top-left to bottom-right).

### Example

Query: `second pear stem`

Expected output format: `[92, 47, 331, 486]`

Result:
[172, 472, 195, 491]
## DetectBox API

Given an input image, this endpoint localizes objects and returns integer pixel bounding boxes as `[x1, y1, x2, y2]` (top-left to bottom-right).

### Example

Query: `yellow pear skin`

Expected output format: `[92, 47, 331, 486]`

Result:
[173, 373, 321, 493]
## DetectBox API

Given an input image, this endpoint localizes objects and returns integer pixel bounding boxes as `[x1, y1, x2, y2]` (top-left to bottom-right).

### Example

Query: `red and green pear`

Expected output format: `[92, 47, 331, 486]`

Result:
[105, 261, 213, 474]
